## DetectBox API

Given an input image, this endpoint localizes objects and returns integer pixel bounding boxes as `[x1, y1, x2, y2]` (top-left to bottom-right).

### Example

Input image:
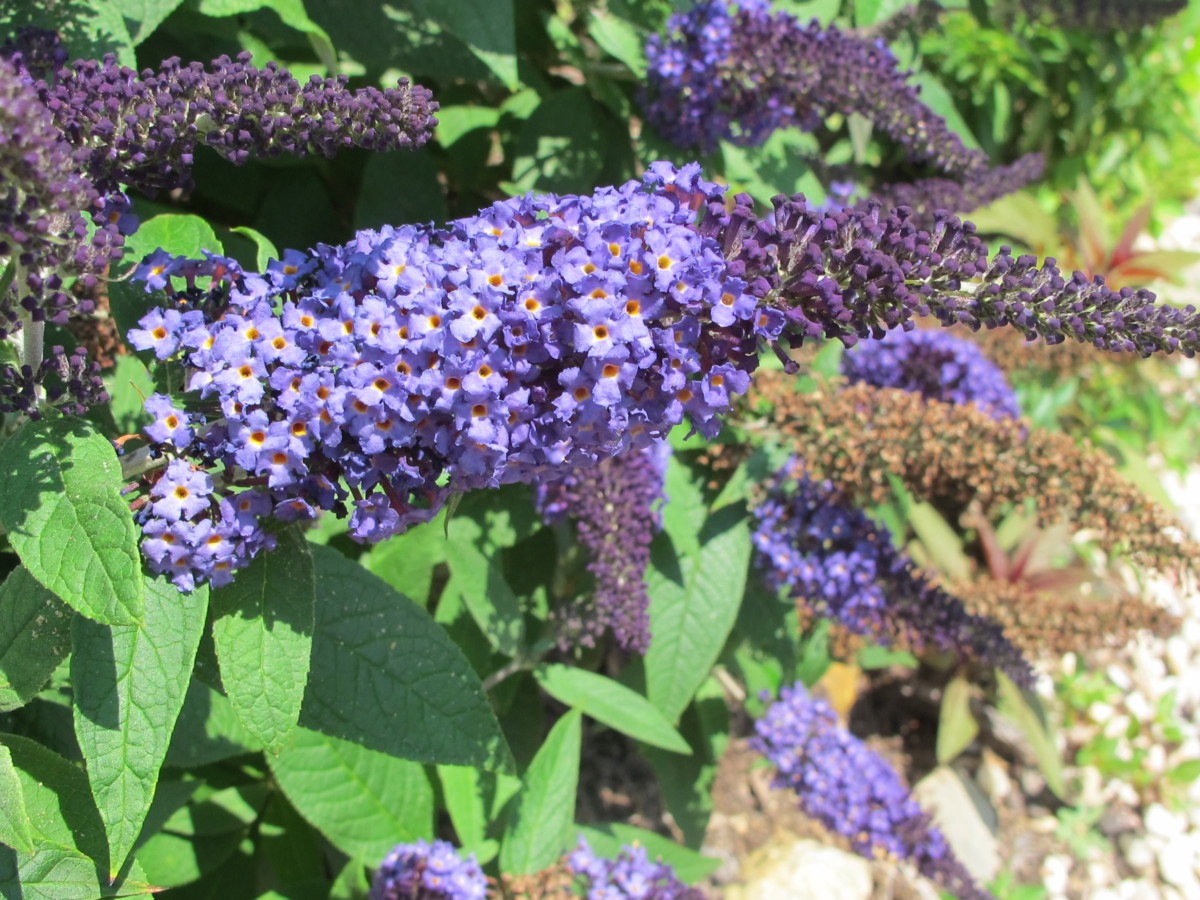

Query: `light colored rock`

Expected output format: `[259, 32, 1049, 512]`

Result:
[1120, 834, 1156, 875]
[912, 766, 999, 884]
[1146, 803, 1187, 840]
[1041, 853, 1071, 896]
[975, 749, 1012, 807]
[1116, 878, 1163, 900]
[1106, 664, 1133, 692]
[1165, 636, 1192, 677]
[726, 837, 872, 900]
[1157, 835, 1200, 892]
[1125, 690, 1153, 724]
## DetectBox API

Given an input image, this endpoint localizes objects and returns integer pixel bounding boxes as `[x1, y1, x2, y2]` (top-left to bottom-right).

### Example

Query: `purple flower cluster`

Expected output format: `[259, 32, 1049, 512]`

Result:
[0, 344, 107, 419]
[752, 683, 992, 900]
[643, 1, 992, 178]
[702, 191, 1200, 358]
[750, 465, 1032, 685]
[0, 60, 121, 335]
[568, 839, 706, 900]
[130, 163, 763, 589]
[24, 49, 438, 197]
[535, 442, 671, 654]
[840, 327, 1020, 419]
[370, 839, 486, 900]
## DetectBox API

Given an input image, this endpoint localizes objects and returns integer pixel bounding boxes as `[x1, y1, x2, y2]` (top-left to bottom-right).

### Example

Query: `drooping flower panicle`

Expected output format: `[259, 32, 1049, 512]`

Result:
[24, 50, 439, 197]
[840, 327, 1020, 420]
[535, 442, 671, 654]
[752, 683, 993, 900]
[130, 163, 760, 589]
[750, 463, 1033, 685]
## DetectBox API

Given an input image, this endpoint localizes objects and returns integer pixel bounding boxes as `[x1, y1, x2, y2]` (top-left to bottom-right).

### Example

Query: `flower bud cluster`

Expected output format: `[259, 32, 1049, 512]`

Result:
[567, 839, 706, 900]
[643, 1, 990, 177]
[0, 344, 107, 419]
[705, 192, 1200, 358]
[750, 463, 1033, 685]
[535, 442, 671, 654]
[840, 327, 1020, 419]
[370, 839, 486, 900]
[752, 683, 992, 900]
[29, 50, 438, 197]
[0, 60, 122, 336]
[747, 375, 1200, 574]
[131, 163, 761, 589]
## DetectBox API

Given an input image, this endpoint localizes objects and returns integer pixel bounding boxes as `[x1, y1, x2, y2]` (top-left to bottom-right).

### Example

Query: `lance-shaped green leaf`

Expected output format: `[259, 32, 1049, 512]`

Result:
[996, 672, 1066, 799]
[499, 709, 581, 875]
[0, 743, 35, 854]
[436, 765, 509, 864]
[71, 577, 209, 878]
[410, 0, 518, 88]
[0, 566, 72, 712]
[533, 664, 690, 754]
[212, 526, 314, 754]
[0, 417, 144, 625]
[300, 545, 513, 772]
[645, 461, 751, 723]
[0, 734, 155, 897]
[936, 675, 980, 765]
[269, 726, 433, 860]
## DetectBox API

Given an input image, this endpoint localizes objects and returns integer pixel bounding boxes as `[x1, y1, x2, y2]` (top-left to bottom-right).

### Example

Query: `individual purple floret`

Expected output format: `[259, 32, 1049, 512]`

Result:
[568, 839, 706, 900]
[840, 327, 1020, 419]
[750, 464, 1033, 686]
[27, 50, 438, 197]
[752, 683, 992, 900]
[643, 1, 991, 177]
[535, 442, 671, 654]
[0, 59, 119, 335]
[128, 162, 759, 588]
[370, 839, 486, 900]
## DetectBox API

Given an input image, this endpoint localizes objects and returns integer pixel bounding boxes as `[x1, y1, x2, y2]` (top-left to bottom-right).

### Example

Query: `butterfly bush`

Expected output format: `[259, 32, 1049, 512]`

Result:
[750, 463, 1033, 686]
[642, 0, 1042, 214]
[129, 163, 761, 589]
[753, 682, 992, 900]
[370, 839, 486, 900]
[535, 442, 671, 653]
[840, 327, 1020, 419]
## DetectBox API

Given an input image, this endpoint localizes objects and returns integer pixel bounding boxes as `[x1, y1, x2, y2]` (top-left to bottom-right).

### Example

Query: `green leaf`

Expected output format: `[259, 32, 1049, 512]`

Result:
[500, 709, 582, 875]
[228, 226, 279, 272]
[510, 89, 605, 195]
[435, 106, 501, 147]
[857, 644, 918, 670]
[996, 672, 1066, 799]
[0, 566, 71, 712]
[269, 726, 433, 860]
[0, 1, 137, 66]
[436, 765, 508, 863]
[71, 576, 209, 878]
[409, 0, 518, 89]
[196, 0, 338, 71]
[575, 824, 721, 884]
[0, 743, 35, 854]
[0, 734, 155, 897]
[645, 462, 751, 723]
[587, 11, 646, 77]
[360, 518, 446, 606]
[0, 417, 144, 625]
[164, 678, 264, 768]
[211, 526, 314, 754]
[936, 675, 980, 764]
[104, 355, 155, 438]
[354, 148, 448, 232]
[443, 540, 524, 657]
[534, 664, 690, 754]
[300, 545, 513, 772]
[112, 0, 185, 45]
[907, 502, 972, 581]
